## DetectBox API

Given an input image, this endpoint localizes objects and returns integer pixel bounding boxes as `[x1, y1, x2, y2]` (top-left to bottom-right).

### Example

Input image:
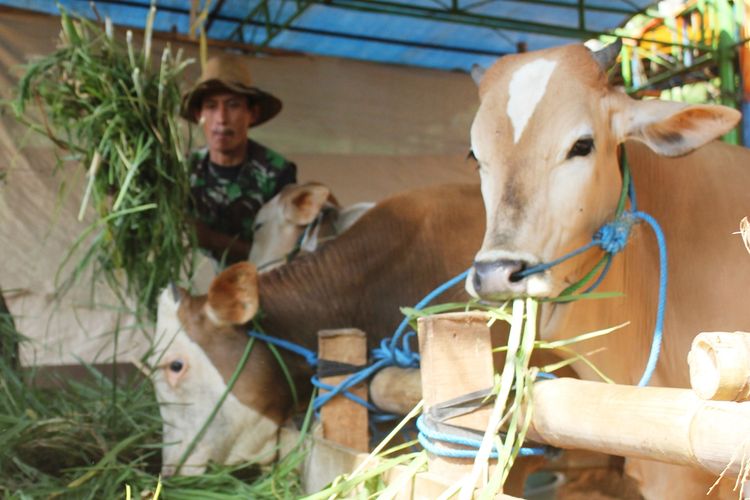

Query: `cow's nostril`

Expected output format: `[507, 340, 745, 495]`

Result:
[472, 269, 483, 293]
[508, 262, 527, 283]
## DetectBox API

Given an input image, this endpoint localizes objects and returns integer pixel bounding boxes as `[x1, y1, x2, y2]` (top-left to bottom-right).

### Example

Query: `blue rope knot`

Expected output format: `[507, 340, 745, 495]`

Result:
[372, 332, 420, 368]
[595, 214, 635, 254]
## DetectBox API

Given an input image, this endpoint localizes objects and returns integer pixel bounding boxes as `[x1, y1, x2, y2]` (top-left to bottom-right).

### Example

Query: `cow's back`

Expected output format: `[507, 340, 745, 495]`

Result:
[258, 182, 486, 349]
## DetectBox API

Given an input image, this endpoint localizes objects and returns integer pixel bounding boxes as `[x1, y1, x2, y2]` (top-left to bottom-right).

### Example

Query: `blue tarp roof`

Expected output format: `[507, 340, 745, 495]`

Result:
[0, 0, 656, 72]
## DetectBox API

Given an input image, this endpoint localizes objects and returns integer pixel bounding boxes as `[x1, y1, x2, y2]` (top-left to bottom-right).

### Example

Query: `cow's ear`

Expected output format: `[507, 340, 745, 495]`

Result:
[611, 94, 740, 157]
[283, 183, 330, 225]
[205, 262, 258, 326]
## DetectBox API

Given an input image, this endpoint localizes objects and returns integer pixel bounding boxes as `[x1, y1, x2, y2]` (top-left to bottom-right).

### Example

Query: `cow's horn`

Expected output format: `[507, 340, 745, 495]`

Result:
[591, 39, 622, 71]
[470, 64, 486, 86]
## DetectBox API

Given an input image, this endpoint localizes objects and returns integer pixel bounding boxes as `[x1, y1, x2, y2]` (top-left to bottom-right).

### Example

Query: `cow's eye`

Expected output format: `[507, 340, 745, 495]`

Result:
[169, 360, 184, 373]
[567, 137, 594, 159]
[253, 222, 264, 232]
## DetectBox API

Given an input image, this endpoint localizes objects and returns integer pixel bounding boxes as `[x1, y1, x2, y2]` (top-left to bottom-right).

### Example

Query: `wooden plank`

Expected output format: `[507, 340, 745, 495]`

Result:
[279, 426, 523, 498]
[318, 328, 369, 452]
[417, 312, 495, 482]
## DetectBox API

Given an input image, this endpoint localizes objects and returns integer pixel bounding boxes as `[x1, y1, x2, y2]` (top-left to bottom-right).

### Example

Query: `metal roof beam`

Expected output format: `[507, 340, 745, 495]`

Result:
[84, 0, 506, 57]
[229, 0, 314, 47]
[204, 0, 227, 33]
[300, 0, 705, 50]
[306, 0, 621, 41]
[471, 0, 641, 17]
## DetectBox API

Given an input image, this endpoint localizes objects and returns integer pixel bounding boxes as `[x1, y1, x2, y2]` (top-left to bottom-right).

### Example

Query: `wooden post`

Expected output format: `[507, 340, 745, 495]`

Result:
[688, 331, 750, 401]
[318, 328, 369, 452]
[417, 312, 494, 482]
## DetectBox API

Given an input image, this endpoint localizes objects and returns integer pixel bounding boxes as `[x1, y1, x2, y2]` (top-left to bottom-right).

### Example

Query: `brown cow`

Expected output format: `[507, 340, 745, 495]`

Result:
[467, 41, 750, 499]
[151, 183, 486, 475]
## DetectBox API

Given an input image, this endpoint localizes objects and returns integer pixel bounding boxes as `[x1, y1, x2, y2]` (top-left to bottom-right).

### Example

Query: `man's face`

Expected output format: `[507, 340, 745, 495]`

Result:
[197, 92, 257, 160]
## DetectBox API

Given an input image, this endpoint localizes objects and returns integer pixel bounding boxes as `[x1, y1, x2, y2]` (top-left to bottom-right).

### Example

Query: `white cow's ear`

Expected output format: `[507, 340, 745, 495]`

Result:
[612, 94, 741, 157]
[205, 262, 259, 326]
[283, 183, 330, 225]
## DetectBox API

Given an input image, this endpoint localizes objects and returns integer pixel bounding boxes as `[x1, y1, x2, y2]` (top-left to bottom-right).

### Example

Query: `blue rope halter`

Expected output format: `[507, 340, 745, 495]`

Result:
[513, 150, 666, 387]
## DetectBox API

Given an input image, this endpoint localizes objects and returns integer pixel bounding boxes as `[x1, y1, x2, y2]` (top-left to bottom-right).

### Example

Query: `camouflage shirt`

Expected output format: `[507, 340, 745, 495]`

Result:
[189, 139, 297, 245]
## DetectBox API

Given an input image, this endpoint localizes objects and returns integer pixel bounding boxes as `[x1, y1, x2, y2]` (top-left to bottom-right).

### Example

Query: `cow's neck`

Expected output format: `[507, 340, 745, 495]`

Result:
[543, 140, 750, 387]
[538, 144, 667, 385]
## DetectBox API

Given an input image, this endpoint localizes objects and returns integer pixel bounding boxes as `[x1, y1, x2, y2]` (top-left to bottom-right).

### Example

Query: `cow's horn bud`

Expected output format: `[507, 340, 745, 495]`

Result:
[591, 39, 622, 72]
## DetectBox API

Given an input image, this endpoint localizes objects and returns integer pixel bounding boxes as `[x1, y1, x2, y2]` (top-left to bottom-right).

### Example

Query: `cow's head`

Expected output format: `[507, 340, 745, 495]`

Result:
[466, 42, 740, 299]
[249, 182, 333, 271]
[151, 263, 289, 476]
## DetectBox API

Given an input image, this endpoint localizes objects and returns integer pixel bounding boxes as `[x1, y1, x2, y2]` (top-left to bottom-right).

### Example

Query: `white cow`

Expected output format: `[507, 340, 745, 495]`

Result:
[189, 182, 373, 291]
[467, 40, 750, 499]
[248, 182, 373, 271]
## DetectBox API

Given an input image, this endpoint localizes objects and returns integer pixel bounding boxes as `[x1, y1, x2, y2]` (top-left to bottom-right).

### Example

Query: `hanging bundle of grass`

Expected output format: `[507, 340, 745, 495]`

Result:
[13, 8, 195, 319]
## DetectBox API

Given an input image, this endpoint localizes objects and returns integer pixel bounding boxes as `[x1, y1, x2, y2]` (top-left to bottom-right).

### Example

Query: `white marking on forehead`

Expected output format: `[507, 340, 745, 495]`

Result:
[507, 58, 558, 143]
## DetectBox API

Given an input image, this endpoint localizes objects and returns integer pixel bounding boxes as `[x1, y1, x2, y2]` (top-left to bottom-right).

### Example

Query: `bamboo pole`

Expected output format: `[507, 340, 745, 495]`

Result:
[688, 331, 750, 401]
[529, 378, 750, 478]
[370, 366, 421, 414]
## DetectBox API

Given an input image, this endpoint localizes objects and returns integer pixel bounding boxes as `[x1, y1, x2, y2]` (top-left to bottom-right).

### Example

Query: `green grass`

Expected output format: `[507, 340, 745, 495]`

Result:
[12, 8, 196, 321]
[0, 361, 308, 499]
[0, 311, 307, 499]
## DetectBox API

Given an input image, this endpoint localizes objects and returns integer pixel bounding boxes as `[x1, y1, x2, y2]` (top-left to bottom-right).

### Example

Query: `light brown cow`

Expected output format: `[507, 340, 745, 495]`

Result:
[248, 182, 373, 271]
[151, 183, 486, 476]
[467, 41, 750, 499]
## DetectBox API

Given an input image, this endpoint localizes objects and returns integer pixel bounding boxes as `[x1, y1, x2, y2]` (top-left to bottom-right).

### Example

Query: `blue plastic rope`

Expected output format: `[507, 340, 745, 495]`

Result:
[631, 211, 667, 387]
[312, 359, 387, 412]
[389, 269, 470, 352]
[506, 166, 666, 387]
[246, 329, 318, 367]
[416, 415, 546, 459]
[312, 270, 470, 412]
[515, 214, 637, 279]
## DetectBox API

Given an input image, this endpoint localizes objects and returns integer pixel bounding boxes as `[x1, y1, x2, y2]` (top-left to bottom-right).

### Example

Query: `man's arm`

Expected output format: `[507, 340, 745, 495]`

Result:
[192, 218, 252, 265]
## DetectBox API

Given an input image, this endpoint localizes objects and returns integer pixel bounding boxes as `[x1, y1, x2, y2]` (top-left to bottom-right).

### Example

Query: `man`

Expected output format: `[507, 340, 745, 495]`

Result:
[181, 54, 297, 264]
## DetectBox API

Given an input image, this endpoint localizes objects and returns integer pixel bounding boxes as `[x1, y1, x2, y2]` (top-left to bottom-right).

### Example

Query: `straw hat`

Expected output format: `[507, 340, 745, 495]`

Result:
[180, 55, 282, 126]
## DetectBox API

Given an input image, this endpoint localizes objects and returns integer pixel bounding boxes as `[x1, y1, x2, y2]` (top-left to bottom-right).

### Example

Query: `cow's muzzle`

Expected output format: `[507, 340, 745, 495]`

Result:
[470, 259, 529, 298]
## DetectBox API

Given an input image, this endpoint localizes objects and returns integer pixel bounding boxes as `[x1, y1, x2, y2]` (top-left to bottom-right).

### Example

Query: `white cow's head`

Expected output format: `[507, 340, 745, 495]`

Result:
[466, 42, 740, 299]
[249, 182, 332, 271]
[150, 263, 287, 476]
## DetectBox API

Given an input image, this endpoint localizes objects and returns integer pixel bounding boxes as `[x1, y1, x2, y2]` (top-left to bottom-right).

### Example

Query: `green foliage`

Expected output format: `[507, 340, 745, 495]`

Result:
[0, 357, 163, 497]
[13, 9, 196, 319]
[0, 337, 306, 498]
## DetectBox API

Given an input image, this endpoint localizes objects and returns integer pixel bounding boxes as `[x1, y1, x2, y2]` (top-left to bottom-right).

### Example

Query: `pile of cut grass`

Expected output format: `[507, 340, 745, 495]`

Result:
[0, 314, 306, 498]
[0, 361, 306, 498]
[13, 8, 196, 320]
